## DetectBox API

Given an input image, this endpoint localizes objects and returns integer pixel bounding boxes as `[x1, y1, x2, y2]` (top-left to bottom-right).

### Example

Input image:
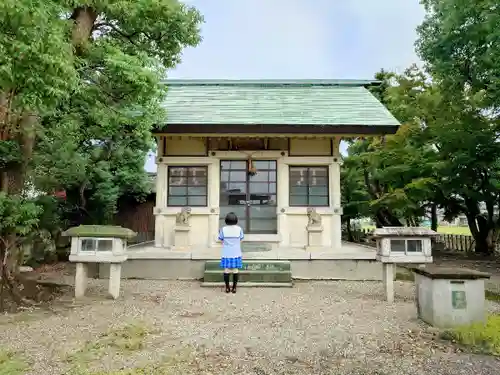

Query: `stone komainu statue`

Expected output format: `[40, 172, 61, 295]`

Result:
[306, 207, 322, 227]
[175, 207, 192, 226]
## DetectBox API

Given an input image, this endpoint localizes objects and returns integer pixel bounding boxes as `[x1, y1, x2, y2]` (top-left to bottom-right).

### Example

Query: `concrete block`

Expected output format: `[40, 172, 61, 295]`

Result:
[414, 265, 490, 328]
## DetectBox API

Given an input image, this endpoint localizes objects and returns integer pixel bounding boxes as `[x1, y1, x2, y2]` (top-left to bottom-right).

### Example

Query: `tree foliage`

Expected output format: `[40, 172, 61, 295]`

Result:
[0, 0, 202, 307]
[417, 0, 500, 113]
[343, 67, 441, 228]
[343, 0, 500, 254]
[417, 0, 500, 253]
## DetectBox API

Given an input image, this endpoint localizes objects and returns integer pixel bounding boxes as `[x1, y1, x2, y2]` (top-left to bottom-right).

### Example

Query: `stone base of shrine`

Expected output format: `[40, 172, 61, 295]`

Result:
[94, 242, 383, 281]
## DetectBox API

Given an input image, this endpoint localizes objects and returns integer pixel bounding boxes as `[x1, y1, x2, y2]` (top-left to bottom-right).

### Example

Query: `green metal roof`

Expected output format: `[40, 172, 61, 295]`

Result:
[161, 80, 400, 127]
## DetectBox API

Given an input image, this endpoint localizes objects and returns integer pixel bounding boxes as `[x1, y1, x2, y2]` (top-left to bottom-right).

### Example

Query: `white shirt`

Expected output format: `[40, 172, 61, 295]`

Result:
[218, 225, 244, 258]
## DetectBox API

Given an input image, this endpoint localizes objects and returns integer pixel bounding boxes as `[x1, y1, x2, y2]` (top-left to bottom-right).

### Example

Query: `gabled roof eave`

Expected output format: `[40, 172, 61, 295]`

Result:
[160, 79, 381, 88]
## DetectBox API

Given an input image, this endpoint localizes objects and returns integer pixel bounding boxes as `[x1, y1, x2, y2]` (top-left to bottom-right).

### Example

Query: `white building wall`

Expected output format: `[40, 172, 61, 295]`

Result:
[153, 137, 343, 251]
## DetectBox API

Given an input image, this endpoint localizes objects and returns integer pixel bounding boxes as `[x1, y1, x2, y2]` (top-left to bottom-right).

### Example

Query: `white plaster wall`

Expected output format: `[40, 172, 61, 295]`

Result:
[280, 151, 342, 249]
[286, 208, 333, 248]
[154, 137, 343, 250]
[163, 137, 207, 156]
[289, 138, 331, 156]
[154, 155, 217, 248]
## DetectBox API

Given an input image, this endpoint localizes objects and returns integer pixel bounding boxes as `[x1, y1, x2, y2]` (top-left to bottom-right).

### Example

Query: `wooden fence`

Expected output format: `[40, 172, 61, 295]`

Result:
[343, 228, 500, 254]
[342, 229, 375, 246]
[435, 234, 500, 254]
[435, 234, 475, 252]
[114, 197, 155, 244]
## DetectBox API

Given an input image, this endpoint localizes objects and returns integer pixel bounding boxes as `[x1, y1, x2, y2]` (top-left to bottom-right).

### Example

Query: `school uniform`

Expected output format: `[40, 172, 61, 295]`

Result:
[218, 225, 244, 269]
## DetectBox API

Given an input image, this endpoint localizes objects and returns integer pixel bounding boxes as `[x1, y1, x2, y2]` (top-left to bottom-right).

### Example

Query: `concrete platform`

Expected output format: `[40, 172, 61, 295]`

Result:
[124, 241, 377, 260]
[201, 282, 293, 288]
[95, 242, 383, 281]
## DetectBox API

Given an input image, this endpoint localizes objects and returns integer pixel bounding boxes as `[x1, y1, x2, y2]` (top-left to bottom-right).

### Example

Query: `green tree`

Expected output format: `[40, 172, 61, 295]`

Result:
[428, 99, 500, 254]
[417, 0, 500, 253]
[340, 158, 370, 242]
[0, 0, 202, 306]
[417, 0, 500, 112]
[344, 67, 440, 229]
[341, 156, 371, 241]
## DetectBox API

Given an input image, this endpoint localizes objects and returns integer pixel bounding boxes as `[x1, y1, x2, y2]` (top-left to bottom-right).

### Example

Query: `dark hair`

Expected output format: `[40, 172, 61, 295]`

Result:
[225, 212, 238, 225]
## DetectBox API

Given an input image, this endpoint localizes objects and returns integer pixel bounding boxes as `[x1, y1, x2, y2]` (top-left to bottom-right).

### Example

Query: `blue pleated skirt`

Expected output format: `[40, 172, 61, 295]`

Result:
[220, 256, 243, 269]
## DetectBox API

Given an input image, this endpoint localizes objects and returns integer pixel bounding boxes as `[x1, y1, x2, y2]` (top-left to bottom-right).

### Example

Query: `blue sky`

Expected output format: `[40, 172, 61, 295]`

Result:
[145, 0, 426, 171]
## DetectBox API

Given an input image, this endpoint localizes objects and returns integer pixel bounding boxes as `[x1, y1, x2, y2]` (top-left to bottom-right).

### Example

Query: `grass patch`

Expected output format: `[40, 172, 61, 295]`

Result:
[69, 365, 163, 375]
[66, 322, 151, 366]
[436, 226, 471, 235]
[0, 349, 30, 375]
[67, 348, 195, 375]
[74, 363, 177, 375]
[395, 270, 415, 282]
[441, 314, 500, 356]
[486, 290, 500, 302]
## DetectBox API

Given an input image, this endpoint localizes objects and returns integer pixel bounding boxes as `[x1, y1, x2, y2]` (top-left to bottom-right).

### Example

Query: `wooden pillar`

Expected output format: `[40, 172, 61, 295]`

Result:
[154, 157, 167, 247]
[208, 159, 220, 247]
[277, 154, 289, 247]
[330, 137, 342, 250]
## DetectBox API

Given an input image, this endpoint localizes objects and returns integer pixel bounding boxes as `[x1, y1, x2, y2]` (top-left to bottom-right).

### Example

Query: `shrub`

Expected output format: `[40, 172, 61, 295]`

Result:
[441, 314, 500, 356]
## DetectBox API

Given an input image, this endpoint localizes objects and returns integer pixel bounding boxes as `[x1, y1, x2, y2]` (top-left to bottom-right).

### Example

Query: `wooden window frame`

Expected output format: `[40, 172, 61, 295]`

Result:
[167, 166, 208, 207]
[289, 166, 329, 207]
[390, 239, 423, 254]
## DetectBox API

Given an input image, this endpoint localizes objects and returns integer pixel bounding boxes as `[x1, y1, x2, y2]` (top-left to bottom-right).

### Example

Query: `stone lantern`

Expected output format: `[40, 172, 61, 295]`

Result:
[373, 227, 436, 303]
[63, 225, 136, 299]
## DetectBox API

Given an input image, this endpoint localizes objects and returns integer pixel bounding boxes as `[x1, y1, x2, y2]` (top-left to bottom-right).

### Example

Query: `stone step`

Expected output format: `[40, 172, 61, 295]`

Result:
[203, 270, 292, 283]
[241, 242, 272, 252]
[201, 282, 293, 288]
[204, 260, 291, 272]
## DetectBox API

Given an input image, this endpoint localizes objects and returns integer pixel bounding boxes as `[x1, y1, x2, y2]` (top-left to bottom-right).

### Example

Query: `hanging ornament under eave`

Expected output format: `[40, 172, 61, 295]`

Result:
[248, 158, 257, 176]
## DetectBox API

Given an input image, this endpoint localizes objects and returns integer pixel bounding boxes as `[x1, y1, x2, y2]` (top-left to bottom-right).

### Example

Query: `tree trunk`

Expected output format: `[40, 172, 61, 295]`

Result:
[0, 91, 10, 193]
[346, 218, 354, 242]
[470, 215, 495, 255]
[473, 230, 496, 255]
[0, 111, 38, 309]
[0, 237, 34, 310]
[71, 6, 98, 54]
[374, 208, 403, 228]
[11, 113, 37, 193]
[430, 202, 438, 232]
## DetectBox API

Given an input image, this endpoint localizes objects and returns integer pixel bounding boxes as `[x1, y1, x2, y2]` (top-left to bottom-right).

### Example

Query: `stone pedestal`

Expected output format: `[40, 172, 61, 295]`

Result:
[173, 225, 190, 250]
[108, 263, 122, 299]
[305, 225, 323, 250]
[382, 263, 395, 303]
[74, 262, 124, 300]
[413, 266, 490, 328]
[75, 262, 88, 298]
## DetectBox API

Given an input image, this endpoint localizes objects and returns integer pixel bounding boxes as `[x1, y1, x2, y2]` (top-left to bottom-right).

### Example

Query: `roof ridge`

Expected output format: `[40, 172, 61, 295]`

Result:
[160, 79, 380, 87]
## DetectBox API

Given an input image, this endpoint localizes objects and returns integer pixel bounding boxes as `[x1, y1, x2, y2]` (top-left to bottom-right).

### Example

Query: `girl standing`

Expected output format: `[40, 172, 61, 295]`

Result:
[218, 212, 244, 293]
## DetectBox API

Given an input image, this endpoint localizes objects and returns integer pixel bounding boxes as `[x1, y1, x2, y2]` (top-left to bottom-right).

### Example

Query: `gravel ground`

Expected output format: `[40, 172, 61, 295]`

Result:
[0, 280, 499, 375]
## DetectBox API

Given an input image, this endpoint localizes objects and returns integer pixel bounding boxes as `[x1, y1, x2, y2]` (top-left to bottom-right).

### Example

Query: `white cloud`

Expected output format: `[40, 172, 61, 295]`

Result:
[329, 0, 426, 77]
[170, 0, 336, 78]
